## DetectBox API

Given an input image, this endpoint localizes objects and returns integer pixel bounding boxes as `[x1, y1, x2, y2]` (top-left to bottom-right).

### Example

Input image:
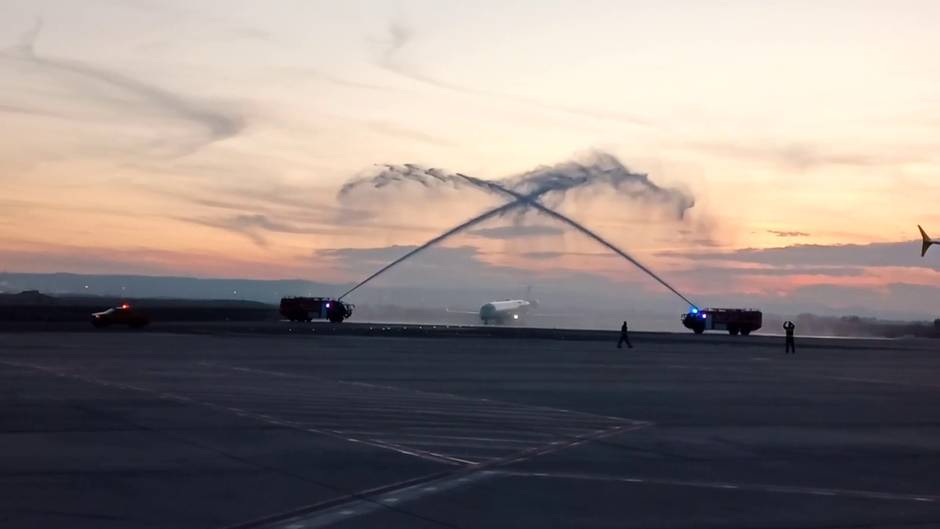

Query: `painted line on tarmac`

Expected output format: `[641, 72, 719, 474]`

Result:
[814, 375, 940, 389]
[488, 423, 648, 467]
[220, 469, 463, 529]
[0, 360, 468, 467]
[2, 359, 647, 470]
[194, 362, 649, 460]
[500, 471, 940, 503]
[334, 431, 551, 443]
[333, 428, 559, 440]
[244, 423, 648, 528]
[2, 360, 654, 528]
[259, 470, 500, 529]
[663, 363, 940, 390]
[203, 362, 639, 423]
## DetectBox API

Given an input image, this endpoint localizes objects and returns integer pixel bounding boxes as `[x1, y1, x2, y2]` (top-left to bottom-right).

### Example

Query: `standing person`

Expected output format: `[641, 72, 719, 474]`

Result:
[783, 321, 796, 354]
[618, 321, 633, 349]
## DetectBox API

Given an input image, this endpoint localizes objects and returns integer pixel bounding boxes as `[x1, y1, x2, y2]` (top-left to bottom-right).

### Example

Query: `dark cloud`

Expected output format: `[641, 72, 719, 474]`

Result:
[319, 245, 424, 262]
[0, 19, 243, 156]
[684, 265, 867, 278]
[318, 244, 501, 273]
[768, 230, 810, 238]
[469, 225, 564, 240]
[660, 240, 938, 271]
[522, 251, 614, 260]
[523, 251, 564, 260]
[217, 214, 310, 234]
[181, 214, 326, 246]
[688, 140, 925, 170]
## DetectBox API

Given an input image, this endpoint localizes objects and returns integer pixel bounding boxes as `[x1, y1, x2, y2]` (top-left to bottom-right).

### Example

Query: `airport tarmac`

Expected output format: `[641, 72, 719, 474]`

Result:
[2, 325, 939, 528]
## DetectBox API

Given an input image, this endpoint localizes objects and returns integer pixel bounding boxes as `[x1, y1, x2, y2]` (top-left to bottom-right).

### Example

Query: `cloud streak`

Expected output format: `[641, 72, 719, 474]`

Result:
[661, 241, 938, 271]
[1, 19, 243, 156]
[375, 21, 650, 128]
[180, 213, 331, 247]
[469, 225, 564, 240]
[316, 244, 529, 288]
[522, 251, 614, 260]
[768, 230, 810, 238]
[688, 140, 929, 171]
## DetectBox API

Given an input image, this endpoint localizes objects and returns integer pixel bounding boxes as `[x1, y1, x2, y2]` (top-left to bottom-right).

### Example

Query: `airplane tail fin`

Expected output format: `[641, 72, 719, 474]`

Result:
[524, 285, 539, 308]
[919, 225, 934, 257]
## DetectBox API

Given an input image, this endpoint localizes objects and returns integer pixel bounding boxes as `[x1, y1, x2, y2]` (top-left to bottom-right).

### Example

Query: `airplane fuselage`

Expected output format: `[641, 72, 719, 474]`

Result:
[479, 299, 531, 324]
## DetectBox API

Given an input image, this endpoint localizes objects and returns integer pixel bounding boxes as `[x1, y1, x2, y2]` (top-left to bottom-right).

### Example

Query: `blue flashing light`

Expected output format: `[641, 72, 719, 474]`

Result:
[690, 307, 699, 314]
[701, 313, 707, 319]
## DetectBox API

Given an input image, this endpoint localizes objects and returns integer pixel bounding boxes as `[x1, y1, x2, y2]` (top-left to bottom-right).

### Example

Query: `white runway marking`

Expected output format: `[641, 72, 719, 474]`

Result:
[500, 471, 940, 503]
[0, 360, 468, 466]
[0, 358, 647, 469]
[250, 463, 940, 528]
[213, 363, 632, 421]
[265, 471, 499, 529]
[661, 363, 940, 390]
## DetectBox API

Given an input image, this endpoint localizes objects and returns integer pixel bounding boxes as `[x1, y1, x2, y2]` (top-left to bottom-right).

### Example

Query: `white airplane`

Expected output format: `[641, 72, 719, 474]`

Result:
[479, 298, 537, 325]
[919, 225, 936, 257]
[445, 287, 540, 324]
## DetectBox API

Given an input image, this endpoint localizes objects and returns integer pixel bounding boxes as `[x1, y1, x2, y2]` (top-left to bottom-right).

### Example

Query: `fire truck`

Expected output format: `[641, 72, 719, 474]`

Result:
[682, 307, 762, 335]
[279, 297, 353, 323]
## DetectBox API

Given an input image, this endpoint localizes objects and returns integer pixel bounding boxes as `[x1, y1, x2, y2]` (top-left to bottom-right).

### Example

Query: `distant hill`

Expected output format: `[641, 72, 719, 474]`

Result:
[0, 272, 346, 303]
[0, 290, 277, 322]
[0, 290, 56, 304]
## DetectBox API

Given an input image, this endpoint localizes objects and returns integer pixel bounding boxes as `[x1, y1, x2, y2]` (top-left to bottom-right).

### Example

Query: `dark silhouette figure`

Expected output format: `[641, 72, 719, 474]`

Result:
[783, 321, 796, 354]
[618, 321, 633, 349]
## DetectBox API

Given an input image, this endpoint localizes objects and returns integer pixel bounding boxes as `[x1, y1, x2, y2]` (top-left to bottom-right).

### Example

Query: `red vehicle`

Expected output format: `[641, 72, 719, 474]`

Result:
[91, 304, 149, 328]
[279, 297, 353, 323]
[682, 307, 762, 335]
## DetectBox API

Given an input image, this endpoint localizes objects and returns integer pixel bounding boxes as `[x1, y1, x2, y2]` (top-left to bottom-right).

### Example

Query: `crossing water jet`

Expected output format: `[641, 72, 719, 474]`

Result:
[457, 174, 698, 308]
[337, 155, 698, 308]
[337, 190, 540, 300]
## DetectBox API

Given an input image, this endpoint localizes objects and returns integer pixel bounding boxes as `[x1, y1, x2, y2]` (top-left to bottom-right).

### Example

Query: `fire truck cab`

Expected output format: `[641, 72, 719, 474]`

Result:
[682, 307, 762, 336]
[280, 297, 353, 323]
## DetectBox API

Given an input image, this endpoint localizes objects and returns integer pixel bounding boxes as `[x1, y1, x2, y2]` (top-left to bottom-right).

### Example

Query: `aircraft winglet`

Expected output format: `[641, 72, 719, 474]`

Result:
[919, 225, 935, 257]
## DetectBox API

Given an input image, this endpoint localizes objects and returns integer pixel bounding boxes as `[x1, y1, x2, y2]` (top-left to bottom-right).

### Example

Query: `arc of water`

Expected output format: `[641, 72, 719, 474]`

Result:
[338, 171, 698, 310]
[457, 174, 698, 308]
[337, 190, 539, 300]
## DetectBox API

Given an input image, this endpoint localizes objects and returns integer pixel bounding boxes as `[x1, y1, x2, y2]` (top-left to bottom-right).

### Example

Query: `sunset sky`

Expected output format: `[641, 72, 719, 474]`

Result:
[1, 0, 939, 316]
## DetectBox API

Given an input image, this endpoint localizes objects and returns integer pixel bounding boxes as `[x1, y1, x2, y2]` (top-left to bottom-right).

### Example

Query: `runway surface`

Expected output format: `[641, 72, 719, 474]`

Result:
[2, 325, 939, 528]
